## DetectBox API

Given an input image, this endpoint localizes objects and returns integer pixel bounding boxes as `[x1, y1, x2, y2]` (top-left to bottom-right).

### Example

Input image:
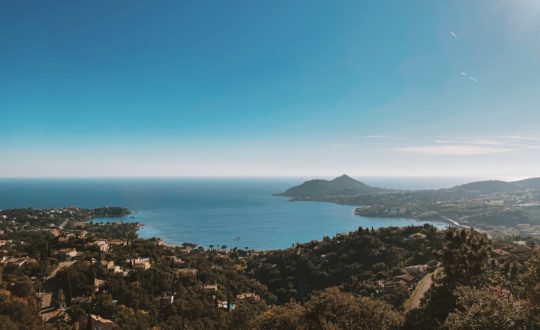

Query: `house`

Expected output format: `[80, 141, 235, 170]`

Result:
[0, 240, 13, 247]
[35, 228, 62, 237]
[37, 291, 62, 323]
[44, 228, 62, 237]
[407, 232, 427, 240]
[55, 248, 79, 259]
[108, 239, 127, 247]
[94, 279, 106, 292]
[93, 240, 109, 252]
[218, 300, 236, 311]
[101, 260, 124, 274]
[491, 248, 510, 259]
[179, 244, 195, 254]
[203, 284, 218, 293]
[128, 257, 151, 270]
[170, 256, 185, 267]
[77, 230, 88, 239]
[40, 307, 63, 323]
[383, 281, 407, 293]
[510, 244, 532, 255]
[175, 268, 197, 276]
[71, 296, 93, 306]
[37, 292, 53, 309]
[394, 274, 415, 284]
[404, 265, 428, 277]
[1, 256, 37, 267]
[89, 314, 115, 330]
[101, 260, 115, 270]
[113, 266, 127, 275]
[160, 295, 175, 305]
[57, 236, 71, 244]
[236, 293, 261, 301]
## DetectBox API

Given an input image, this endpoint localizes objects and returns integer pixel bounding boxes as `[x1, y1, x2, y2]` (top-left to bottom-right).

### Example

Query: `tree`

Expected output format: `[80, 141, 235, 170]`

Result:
[251, 303, 303, 330]
[444, 286, 528, 330]
[0, 290, 46, 329]
[522, 251, 540, 328]
[58, 288, 65, 308]
[10, 278, 34, 297]
[252, 287, 403, 330]
[404, 228, 492, 329]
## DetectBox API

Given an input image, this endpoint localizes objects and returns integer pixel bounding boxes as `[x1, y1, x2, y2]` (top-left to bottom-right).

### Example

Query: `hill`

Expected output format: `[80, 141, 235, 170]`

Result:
[516, 177, 540, 190]
[452, 177, 540, 195]
[275, 174, 392, 198]
[451, 180, 522, 194]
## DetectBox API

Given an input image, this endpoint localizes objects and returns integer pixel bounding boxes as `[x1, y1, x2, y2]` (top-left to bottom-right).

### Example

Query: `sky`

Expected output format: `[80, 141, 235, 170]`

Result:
[1, 0, 540, 179]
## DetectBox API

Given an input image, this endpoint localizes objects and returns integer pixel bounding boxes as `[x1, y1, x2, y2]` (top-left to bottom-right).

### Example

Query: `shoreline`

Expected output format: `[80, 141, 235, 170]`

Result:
[92, 207, 447, 251]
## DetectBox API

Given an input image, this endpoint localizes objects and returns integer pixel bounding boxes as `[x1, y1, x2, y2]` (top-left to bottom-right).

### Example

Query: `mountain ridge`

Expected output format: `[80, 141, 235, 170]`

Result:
[277, 175, 540, 199]
[453, 177, 540, 194]
[275, 174, 393, 198]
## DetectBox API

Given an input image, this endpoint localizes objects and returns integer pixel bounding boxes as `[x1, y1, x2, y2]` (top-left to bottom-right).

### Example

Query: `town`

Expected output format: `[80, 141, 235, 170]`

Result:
[1, 207, 538, 329]
[0, 207, 267, 329]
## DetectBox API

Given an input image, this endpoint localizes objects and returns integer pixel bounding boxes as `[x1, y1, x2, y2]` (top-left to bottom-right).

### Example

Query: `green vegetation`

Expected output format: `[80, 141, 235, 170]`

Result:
[252, 287, 403, 330]
[1, 207, 540, 329]
[279, 175, 540, 232]
[275, 174, 391, 199]
[248, 225, 442, 307]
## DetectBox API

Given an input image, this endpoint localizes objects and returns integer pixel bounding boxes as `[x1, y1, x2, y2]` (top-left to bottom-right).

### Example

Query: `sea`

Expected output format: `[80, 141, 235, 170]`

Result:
[0, 177, 467, 250]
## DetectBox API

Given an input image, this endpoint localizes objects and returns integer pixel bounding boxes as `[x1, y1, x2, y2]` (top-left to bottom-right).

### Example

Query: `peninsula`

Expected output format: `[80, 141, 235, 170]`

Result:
[278, 175, 540, 238]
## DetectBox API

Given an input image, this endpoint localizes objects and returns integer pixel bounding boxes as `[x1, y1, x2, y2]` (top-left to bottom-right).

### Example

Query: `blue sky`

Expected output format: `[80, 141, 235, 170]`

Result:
[1, 0, 540, 178]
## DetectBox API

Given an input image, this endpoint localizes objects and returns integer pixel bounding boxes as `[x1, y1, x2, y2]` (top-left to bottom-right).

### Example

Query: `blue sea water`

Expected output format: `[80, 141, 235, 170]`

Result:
[0, 178, 453, 250]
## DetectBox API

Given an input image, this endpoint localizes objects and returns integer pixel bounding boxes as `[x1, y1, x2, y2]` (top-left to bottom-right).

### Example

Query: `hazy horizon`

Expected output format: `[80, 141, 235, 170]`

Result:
[0, 175, 531, 192]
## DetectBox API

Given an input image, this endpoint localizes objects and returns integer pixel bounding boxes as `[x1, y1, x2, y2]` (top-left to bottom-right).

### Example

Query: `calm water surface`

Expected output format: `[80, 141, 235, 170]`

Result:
[0, 178, 450, 250]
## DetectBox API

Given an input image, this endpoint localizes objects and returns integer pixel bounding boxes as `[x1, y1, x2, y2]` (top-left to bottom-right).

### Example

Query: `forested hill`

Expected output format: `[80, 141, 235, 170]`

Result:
[277, 176, 540, 228]
[2, 207, 540, 329]
[275, 174, 392, 199]
[278, 175, 540, 200]
[452, 177, 540, 194]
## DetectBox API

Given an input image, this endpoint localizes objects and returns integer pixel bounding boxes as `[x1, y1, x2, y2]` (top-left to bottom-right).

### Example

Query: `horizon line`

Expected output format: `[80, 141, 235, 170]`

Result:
[0, 174, 533, 181]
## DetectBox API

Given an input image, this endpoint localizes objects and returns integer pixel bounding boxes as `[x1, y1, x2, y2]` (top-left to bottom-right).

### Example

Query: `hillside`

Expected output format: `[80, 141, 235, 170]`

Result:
[279, 176, 540, 229]
[275, 174, 391, 198]
[516, 177, 540, 190]
[451, 180, 522, 194]
[451, 177, 540, 195]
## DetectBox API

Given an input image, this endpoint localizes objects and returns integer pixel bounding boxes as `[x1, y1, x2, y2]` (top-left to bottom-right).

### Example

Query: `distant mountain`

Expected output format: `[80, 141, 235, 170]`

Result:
[451, 177, 540, 195]
[515, 177, 540, 190]
[275, 174, 391, 198]
[451, 180, 521, 194]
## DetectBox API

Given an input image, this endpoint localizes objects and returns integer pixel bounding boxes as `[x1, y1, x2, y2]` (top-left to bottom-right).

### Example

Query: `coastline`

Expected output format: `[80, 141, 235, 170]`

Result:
[92, 206, 446, 251]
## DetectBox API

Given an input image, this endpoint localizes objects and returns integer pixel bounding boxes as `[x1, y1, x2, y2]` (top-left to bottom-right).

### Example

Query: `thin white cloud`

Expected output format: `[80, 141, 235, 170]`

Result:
[396, 145, 512, 156]
[364, 135, 387, 139]
[450, 31, 459, 39]
[435, 139, 460, 144]
[459, 72, 478, 83]
[328, 143, 350, 149]
[435, 137, 507, 146]
[508, 134, 540, 141]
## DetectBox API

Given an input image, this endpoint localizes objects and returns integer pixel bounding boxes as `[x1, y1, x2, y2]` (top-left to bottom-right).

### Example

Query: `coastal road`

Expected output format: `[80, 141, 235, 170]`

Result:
[59, 219, 69, 230]
[441, 216, 467, 228]
[46, 260, 77, 280]
[403, 267, 442, 312]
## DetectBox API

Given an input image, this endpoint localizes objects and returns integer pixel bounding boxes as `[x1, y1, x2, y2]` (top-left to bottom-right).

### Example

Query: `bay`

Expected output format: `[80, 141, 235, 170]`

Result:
[0, 178, 449, 250]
